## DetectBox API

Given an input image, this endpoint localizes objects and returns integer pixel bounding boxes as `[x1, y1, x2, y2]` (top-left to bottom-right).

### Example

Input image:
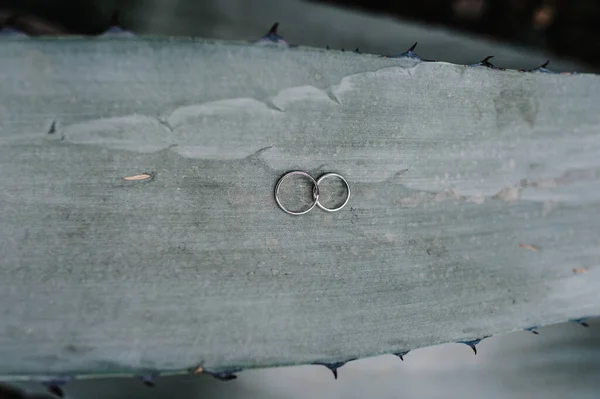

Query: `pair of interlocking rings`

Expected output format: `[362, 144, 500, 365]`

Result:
[275, 171, 350, 215]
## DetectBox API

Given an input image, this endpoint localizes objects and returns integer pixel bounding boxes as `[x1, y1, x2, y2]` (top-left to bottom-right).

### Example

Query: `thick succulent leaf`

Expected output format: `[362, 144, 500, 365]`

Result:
[0, 38, 599, 379]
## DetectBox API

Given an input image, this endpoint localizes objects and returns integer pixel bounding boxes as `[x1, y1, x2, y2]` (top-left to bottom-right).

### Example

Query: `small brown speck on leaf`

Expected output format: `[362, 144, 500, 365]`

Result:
[123, 173, 152, 181]
[519, 243, 540, 252]
[193, 366, 204, 374]
[572, 267, 588, 274]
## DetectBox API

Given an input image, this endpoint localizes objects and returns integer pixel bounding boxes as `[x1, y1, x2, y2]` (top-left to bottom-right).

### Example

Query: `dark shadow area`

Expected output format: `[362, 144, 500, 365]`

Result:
[314, 0, 600, 69]
[1, 0, 599, 68]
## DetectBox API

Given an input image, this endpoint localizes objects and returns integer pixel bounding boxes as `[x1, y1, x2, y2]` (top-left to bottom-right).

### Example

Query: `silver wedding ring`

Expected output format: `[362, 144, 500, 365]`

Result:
[275, 171, 350, 216]
[314, 173, 351, 212]
[274, 171, 319, 216]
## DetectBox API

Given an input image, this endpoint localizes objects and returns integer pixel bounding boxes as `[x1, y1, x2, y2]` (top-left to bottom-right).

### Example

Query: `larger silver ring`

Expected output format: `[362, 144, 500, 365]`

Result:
[275, 171, 319, 216]
[313, 173, 351, 212]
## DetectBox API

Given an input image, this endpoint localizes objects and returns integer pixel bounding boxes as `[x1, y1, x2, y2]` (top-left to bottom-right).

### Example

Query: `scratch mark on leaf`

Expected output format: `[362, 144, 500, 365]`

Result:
[572, 267, 589, 274]
[492, 187, 521, 203]
[519, 243, 540, 252]
[157, 118, 174, 132]
[264, 99, 285, 112]
[325, 87, 342, 105]
[248, 145, 276, 160]
[123, 173, 154, 182]
[268, 86, 340, 110]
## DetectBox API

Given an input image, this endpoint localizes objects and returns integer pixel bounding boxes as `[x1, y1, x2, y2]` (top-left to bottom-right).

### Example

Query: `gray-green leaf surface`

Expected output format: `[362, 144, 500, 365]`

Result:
[0, 38, 599, 379]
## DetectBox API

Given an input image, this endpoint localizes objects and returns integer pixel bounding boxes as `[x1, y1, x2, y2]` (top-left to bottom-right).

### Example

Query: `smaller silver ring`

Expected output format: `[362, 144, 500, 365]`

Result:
[275, 171, 319, 216]
[313, 173, 351, 212]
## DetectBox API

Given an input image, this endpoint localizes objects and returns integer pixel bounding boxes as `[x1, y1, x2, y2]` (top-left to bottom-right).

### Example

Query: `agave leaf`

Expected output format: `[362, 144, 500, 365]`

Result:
[0, 38, 599, 380]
